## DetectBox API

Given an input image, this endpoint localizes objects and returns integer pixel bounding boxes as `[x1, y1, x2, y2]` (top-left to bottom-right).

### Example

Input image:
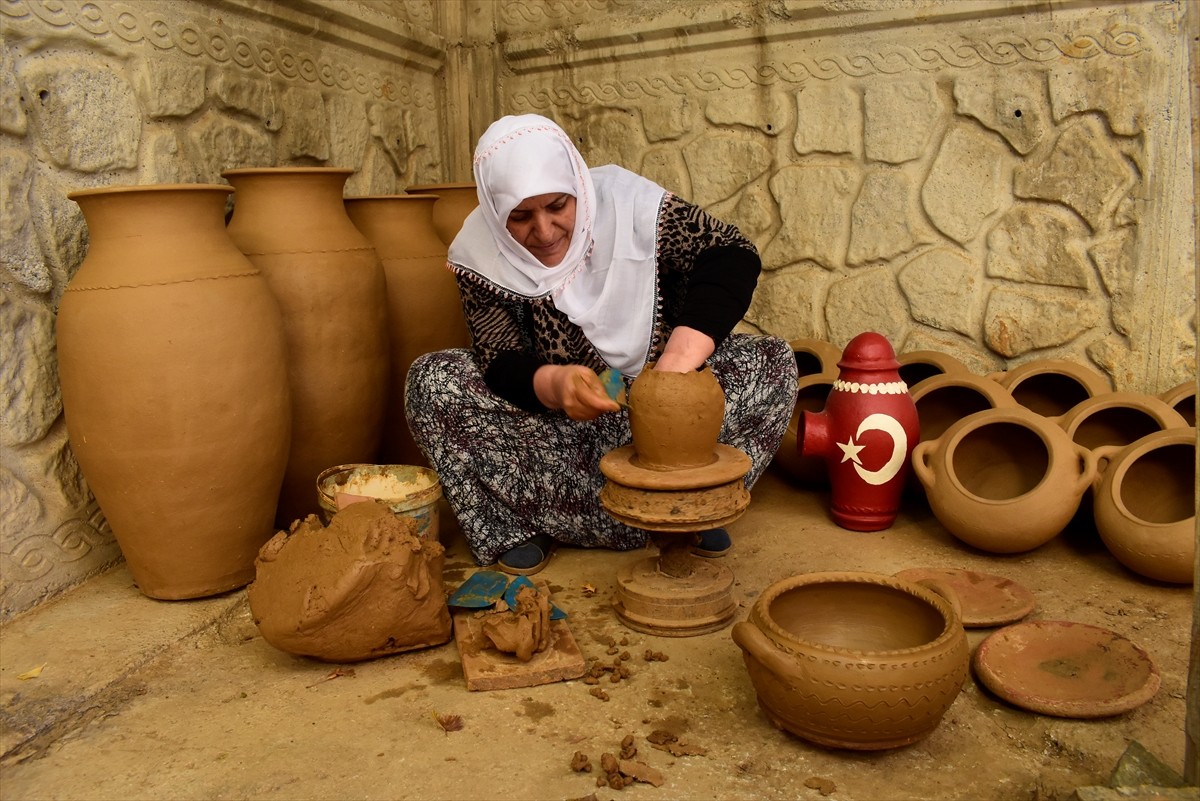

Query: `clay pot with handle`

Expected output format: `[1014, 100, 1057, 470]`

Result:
[1093, 427, 1196, 584]
[732, 571, 969, 750]
[911, 406, 1098, 553]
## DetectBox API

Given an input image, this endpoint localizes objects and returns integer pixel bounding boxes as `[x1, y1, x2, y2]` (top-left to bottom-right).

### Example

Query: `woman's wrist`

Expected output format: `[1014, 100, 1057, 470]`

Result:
[656, 326, 715, 372]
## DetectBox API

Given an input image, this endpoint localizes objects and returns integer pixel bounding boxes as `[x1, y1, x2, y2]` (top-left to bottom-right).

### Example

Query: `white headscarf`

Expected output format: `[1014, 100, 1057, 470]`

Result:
[448, 114, 666, 376]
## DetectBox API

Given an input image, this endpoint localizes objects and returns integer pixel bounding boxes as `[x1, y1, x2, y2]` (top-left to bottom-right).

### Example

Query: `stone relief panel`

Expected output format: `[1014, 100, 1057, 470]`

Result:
[500, 1, 1193, 398]
[0, 0, 446, 620]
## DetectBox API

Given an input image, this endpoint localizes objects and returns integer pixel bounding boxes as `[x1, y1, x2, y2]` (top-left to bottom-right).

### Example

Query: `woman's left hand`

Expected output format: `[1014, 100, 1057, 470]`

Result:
[654, 326, 715, 372]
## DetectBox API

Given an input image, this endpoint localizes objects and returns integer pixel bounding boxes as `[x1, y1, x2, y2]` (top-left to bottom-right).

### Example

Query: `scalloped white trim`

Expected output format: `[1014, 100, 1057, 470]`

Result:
[833, 379, 910, 395]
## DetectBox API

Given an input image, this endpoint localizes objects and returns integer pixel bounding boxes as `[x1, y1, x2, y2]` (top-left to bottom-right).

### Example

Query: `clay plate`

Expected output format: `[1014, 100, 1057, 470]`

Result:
[973, 620, 1161, 718]
[894, 567, 1035, 628]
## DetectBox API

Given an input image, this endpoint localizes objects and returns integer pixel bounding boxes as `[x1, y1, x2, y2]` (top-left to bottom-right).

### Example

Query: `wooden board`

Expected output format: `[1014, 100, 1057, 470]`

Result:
[452, 585, 586, 692]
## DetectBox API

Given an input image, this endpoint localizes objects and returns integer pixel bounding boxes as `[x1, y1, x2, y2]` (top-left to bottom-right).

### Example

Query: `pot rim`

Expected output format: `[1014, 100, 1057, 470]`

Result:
[1099, 426, 1197, 525]
[222, 167, 355, 178]
[938, 407, 1058, 504]
[68, 183, 233, 200]
[752, 570, 961, 657]
[1058, 391, 1189, 440]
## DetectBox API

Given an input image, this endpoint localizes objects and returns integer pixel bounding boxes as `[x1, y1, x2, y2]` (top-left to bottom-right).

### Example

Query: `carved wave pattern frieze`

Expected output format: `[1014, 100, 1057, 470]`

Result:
[511, 25, 1147, 109]
[1, 0, 432, 107]
[498, 0, 637, 26]
[1, 506, 116, 584]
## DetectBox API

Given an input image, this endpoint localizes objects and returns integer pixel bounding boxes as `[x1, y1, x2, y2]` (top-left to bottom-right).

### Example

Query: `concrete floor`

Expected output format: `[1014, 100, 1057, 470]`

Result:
[1, 468, 1194, 801]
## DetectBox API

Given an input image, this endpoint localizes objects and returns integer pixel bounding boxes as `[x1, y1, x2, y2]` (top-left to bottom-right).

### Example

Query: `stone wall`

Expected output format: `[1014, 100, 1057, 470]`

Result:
[0, 0, 449, 619]
[1, 0, 1196, 620]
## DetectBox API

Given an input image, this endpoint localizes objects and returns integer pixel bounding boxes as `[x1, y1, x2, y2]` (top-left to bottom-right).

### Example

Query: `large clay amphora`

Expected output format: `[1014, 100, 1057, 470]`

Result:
[344, 195, 471, 465]
[627, 365, 725, 470]
[912, 407, 1098, 553]
[405, 182, 478, 246]
[224, 168, 389, 528]
[1093, 427, 1196, 584]
[59, 184, 292, 600]
[732, 571, 969, 750]
[797, 332, 919, 531]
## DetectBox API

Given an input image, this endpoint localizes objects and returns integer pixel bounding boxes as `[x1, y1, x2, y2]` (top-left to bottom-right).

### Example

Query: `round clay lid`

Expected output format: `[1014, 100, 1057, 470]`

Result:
[893, 567, 1035, 628]
[973, 620, 1161, 718]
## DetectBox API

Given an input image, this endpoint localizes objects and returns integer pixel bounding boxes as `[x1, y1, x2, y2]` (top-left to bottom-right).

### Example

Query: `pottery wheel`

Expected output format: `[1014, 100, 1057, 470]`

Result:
[972, 620, 1161, 718]
[894, 567, 1035, 628]
[612, 555, 736, 637]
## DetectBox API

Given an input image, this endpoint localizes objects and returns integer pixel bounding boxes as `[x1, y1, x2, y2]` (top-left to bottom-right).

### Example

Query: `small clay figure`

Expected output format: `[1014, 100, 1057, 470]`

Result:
[481, 585, 552, 661]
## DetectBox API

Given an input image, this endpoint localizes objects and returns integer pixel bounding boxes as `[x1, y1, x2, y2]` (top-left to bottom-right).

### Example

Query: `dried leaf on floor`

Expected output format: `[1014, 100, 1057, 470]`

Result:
[17, 663, 46, 680]
[433, 712, 464, 733]
[305, 667, 355, 688]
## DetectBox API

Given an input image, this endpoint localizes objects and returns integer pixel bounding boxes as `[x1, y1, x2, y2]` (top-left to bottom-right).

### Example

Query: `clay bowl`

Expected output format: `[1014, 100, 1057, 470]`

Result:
[1093, 427, 1196, 584]
[788, 338, 842, 380]
[989, 359, 1112, 419]
[316, 463, 442, 539]
[1158, 381, 1196, 427]
[732, 571, 969, 750]
[897, 349, 970, 390]
[1057, 391, 1188, 458]
[912, 407, 1098, 553]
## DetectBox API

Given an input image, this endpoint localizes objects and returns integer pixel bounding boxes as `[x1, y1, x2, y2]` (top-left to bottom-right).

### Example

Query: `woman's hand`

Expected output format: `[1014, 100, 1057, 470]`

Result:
[654, 326, 715, 373]
[533, 364, 621, 420]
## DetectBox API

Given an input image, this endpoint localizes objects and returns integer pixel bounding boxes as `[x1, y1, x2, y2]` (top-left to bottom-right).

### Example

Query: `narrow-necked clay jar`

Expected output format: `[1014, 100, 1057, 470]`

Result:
[59, 184, 292, 599]
[897, 349, 970, 391]
[405, 181, 478, 246]
[627, 365, 725, 470]
[344, 194, 471, 466]
[1158, 381, 1197, 427]
[911, 407, 1098, 553]
[788, 338, 842, 381]
[1093, 427, 1196, 584]
[731, 571, 969, 750]
[1057, 391, 1188, 459]
[224, 167, 390, 528]
[988, 358, 1112, 419]
[772, 372, 836, 486]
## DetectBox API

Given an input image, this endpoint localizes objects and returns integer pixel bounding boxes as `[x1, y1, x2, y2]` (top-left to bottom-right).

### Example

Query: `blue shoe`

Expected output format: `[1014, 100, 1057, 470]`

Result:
[693, 528, 731, 558]
[497, 534, 556, 576]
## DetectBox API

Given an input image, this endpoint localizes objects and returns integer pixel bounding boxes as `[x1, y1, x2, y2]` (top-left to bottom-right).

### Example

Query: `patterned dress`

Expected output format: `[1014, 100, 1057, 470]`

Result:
[405, 195, 798, 565]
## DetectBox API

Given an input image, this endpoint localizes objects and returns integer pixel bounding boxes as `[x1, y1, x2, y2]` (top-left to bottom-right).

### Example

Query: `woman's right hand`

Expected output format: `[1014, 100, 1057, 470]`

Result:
[533, 364, 621, 421]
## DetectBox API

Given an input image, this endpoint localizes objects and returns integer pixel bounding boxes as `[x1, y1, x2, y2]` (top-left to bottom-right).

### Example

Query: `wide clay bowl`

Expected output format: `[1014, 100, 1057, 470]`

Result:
[1158, 381, 1196, 427]
[732, 571, 969, 750]
[1093, 427, 1196, 584]
[911, 407, 1098, 553]
[789, 338, 842, 380]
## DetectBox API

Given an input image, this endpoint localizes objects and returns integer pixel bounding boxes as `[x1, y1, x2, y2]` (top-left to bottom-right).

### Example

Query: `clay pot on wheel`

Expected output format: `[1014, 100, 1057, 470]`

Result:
[911, 407, 1098, 553]
[1093, 427, 1196, 584]
[732, 571, 969, 750]
[627, 365, 725, 470]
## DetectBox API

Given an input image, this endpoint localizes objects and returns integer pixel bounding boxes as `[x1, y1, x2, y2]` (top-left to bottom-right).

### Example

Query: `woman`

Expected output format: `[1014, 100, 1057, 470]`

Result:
[406, 114, 796, 575]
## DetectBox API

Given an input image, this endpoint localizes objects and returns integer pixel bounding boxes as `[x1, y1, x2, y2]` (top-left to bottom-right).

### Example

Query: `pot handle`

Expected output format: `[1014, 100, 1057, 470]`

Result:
[915, 578, 962, 623]
[1073, 443, 1101, 495]
[910, 441, 935, 489]
[732, 621, 797, 677]
[1088, 443, 1120, 489]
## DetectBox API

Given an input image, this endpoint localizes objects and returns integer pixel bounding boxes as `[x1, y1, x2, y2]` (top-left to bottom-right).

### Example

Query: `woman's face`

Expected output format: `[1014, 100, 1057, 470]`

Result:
[505, 192, 576, 267]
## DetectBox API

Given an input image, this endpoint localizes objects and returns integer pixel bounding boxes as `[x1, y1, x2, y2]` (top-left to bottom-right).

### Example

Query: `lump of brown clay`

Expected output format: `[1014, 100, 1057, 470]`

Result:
[480, 585, 551, 662]
[248, 500, 452, 662]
